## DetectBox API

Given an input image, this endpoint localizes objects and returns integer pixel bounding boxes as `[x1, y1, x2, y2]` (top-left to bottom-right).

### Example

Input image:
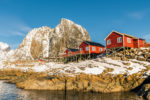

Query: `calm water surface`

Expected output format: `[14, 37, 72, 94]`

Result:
[0, 81, 143, 100]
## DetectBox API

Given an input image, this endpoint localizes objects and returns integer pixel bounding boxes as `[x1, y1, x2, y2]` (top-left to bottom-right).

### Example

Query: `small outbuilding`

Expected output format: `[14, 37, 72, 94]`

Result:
[64, 48, 79, 57]
[105, 31, 145, 49]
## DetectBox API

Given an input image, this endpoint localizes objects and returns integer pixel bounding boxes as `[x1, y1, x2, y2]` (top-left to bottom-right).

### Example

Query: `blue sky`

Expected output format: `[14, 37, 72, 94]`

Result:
[0, 0, 150, 49]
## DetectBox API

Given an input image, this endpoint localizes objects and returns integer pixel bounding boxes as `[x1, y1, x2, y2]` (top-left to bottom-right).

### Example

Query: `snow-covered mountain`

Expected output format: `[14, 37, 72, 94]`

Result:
[0, 42, 14, 60]
[50, 18, 91, 57]
[13, 26, 53, 60]
[0, 42, 10, 51]
[13, 18, 91, 60]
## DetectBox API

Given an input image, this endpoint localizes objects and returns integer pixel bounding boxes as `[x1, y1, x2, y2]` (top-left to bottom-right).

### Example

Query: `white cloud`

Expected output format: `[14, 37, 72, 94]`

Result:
[0, 15, 32, 37]
[10, 43, 20, 49]
[143, 34, 150, 42]
[127, 10, 148, 20]
[11, 31, 25, 36]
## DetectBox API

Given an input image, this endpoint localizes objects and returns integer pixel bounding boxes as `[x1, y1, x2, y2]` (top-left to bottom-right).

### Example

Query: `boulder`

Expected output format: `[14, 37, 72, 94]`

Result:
[122, 62, 131, 66]
[121, 57, 129, 61]
[137, 56, 147, 61]
[111, 57, 121, 60]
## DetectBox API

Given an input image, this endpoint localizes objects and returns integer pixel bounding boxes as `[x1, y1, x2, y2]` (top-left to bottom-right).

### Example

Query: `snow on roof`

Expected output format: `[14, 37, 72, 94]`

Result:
[67, 48, 79, 52]
[84, 41, 105, 47]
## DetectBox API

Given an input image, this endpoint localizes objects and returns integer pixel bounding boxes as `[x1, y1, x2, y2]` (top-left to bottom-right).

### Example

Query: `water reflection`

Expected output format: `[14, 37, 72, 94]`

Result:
[0, 81, 143, 100]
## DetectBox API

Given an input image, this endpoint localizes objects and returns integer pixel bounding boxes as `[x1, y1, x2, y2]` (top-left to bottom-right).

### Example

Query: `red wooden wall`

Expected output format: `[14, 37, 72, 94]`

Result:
[79, 42, 105, 54]
[105, 32, 123, 49]
[124, 36, 134, 48]
[105, 32, 145, 49]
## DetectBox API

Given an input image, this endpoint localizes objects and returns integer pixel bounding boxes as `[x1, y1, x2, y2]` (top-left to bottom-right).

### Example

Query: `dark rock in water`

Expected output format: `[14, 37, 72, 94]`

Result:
[138, 84, 150, 100]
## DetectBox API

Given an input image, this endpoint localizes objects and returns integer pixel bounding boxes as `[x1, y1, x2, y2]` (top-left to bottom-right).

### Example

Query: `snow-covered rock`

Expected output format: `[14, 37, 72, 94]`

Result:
[0, 42, 14, 60]
[13, 18, 91, 60]
[0, 42, 10, 51]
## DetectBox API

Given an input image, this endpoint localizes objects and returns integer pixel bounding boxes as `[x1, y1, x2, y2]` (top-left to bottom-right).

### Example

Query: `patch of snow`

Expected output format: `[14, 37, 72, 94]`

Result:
[32, 65, 50, 72]
[127, 61, 146, 74]
[84, 67, 105, 75]
[140, 47, 150, 50]
[0, 42, 10, 51]
[146, 70, 150, 75]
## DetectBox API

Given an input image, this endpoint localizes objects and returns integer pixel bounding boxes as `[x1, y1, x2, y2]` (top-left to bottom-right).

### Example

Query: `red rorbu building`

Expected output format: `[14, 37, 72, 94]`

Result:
[79, 41, 105, 54]
[105, 31, 145, 49]
[64, 48, 79, 57]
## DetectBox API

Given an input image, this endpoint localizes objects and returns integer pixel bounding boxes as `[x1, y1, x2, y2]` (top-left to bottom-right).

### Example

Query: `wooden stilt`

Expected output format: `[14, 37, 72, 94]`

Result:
[106, 49, 108, 57]
[123, 46, 125, 58]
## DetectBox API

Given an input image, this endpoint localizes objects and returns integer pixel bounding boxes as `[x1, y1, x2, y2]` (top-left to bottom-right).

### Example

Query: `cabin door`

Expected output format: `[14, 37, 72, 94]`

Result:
[133, 39, 138, 48]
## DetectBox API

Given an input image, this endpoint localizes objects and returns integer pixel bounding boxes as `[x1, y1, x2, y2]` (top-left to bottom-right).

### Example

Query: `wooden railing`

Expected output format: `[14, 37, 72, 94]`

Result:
[63, 51, 90, 57]
[144, 43, 150, 47]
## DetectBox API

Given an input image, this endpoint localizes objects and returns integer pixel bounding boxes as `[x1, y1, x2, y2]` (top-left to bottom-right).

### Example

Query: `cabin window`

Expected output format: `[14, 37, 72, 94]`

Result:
[86, 46, 89, 51]
[107, 39, 111, 45]
[127, 38, 131, 43]
[92, 47, 96, 51]
[80, 48, 82, 51]
[100, 48, 103, 52]
[117, 37, 122, 43]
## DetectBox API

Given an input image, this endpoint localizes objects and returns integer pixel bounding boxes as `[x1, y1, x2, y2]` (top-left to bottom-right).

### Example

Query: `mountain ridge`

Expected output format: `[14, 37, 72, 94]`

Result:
[12, 18, 91, 60]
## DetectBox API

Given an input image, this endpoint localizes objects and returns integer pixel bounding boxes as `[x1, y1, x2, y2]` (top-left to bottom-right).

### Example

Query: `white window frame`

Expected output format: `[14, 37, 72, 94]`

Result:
[107, 39, 111, 45]
[69, 51, 71, 54]
[117, 37, 122, 43]
[80, 48, 82, 51]
[127, 38, 131, 43]
[100, 48, 103, 52]
[86, 46, 89, 51]
[92, 47, 96, 51]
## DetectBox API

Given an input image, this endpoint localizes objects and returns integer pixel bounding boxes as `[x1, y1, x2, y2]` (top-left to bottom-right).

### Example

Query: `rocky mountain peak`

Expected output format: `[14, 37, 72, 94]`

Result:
[60, 18, 73, 24]
[13, 18, 91, 60]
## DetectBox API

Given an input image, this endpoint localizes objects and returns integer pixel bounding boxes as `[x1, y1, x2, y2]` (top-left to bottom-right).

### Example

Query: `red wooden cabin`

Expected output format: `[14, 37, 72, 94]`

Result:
[105, 31, 145, 49]
[64, 48, 79, 57]
[79, 41, 105, 54]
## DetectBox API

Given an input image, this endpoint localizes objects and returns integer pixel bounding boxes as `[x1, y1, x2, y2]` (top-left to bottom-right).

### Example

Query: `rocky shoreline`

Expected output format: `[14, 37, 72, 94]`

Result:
[0, 69, 148, 93]
[1, 44, 150, 99]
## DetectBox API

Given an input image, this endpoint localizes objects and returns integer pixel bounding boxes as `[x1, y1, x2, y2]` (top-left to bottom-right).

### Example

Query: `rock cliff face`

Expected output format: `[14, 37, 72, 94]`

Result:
[13, 27, 53, 60]
[13, 18, 91, 60]
[50, 18, 91, 57]
[15, 73, 145, 93]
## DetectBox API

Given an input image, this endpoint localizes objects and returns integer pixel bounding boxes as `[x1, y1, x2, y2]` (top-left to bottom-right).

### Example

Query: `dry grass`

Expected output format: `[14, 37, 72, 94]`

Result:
[127, 67, 133, 70]
[103, 68, 114, 73]
[0, 68, 49, 83]
[79, 67, 86, 71]
[122, 62, 131, 66]
[3, 60, 39, 67]
[65, 69, 75, 73]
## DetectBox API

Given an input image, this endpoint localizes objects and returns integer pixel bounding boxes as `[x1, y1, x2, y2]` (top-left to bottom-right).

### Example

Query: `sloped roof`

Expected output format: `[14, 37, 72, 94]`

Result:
[67, 48, 79, 52]
[105, 31, 145, 40]
[84, 41, 105, 47]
